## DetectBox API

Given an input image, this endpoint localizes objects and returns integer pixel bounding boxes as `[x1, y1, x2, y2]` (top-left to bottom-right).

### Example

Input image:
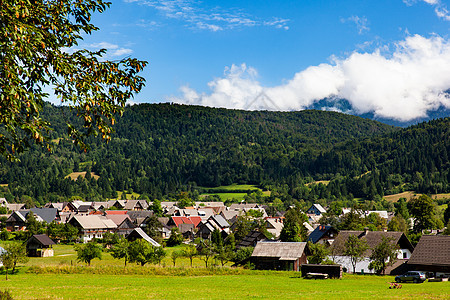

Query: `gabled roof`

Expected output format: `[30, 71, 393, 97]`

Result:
[407, 235, 450, 267]
[77, 205, 92, 212]
[126, 228, 160, 247]
[124, 200, 149, 210]
[307, 225, 338, 244]
[105, 214, 132, 226]
[310, 204, 326, 214]
[70, 215, 117, 230]
[126, 211, 153, 222]
[332, 231, 413, 256]
[238, 230, 268, 249]
[252, 242, 307, 260]
[6, 203, 26, 211]
[171, 216, 194, 227]
[208, 215, 230, 228]
[30, 208, 58, 223]
[229, 203, 259, 211]
[27, 234, 56, 247]
[189, 216, 202, 227]
[220, 210, 239, 221]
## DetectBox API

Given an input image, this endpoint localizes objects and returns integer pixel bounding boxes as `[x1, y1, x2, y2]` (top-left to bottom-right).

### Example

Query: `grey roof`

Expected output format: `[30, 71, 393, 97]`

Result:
[127, 211, 153, 222]
[229, 203, 259, 210]
[21, 208, 58, 224]
[407, 235, 450, 267]
[209, 215, 230, 228]
[252, 242, 307, 260]
[124, 200, 149, 210]
[6, 203, 26, 211]
[220, 210, 239, 221]
[71, 215, 117, 230]
[126, 228, 160, 247]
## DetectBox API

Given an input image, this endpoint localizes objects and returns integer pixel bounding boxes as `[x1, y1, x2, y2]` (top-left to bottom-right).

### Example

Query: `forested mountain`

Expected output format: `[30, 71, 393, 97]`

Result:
[0, 102, 448, 206]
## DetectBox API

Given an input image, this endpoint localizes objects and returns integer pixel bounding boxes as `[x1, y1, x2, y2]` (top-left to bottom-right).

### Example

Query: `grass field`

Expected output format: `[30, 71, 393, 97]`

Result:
[384, 192, 450, 202]
[65, 171, 100, 181]
[0, 245, 448, 299]
[200, 184, 271, 201]
[0, 270, 448, 299]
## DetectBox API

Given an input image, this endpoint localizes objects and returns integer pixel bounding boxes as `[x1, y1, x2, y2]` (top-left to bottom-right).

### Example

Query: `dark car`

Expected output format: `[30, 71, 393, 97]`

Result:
[395, 271, 426, 283]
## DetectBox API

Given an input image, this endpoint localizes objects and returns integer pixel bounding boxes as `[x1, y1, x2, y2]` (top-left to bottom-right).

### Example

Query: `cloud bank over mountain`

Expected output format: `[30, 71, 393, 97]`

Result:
[172, 35, 450, 122]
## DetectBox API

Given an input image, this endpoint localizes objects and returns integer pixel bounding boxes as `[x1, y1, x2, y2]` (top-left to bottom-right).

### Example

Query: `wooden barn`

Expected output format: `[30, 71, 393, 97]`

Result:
[251, 242, 307, 271]
[26, 234, 56, 257]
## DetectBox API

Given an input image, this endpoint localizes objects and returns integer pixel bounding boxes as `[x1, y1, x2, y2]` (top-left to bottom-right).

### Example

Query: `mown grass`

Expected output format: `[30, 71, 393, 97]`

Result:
[0, 271, 448, 299]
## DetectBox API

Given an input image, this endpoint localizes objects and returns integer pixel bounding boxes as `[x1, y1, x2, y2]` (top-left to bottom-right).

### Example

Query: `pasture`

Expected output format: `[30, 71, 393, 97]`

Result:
[0, 245, 448, 299]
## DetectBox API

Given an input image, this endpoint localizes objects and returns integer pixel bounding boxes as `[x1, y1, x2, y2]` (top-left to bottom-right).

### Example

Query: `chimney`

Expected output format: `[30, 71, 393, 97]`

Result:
[364, 227, 369, 235]
[383, 227, 387, 232]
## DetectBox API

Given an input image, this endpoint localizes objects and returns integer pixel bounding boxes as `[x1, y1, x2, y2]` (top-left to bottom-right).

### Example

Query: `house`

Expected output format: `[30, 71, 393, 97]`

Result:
[196, 222, 216, 239]
[124, 200, 149, 211]
[307, 225, 339, 244]
[251, 241, 308, 271]
[126, 228, 160, 247]
[68, 215, 117, 242]
[364, 211, 389, 219]
[265, 217, 284, 238]
[330, 230, 414, 274]
[6, 203, 26, 212]
[26, 234, 56, 257]
[306, 204, 327, 216]
[5, 211, 27, 231]
[105, 214, 136, 236]
[237, 230, 269, 249]
[207, 215, 230, 232]
[0, 247, 5, 267]
[220, 210, 240, 224]
[406, 235, 450, 277]
[229, 203, 260, 211]
[5, 208, 57, 231]
[126, 211, 154, 227]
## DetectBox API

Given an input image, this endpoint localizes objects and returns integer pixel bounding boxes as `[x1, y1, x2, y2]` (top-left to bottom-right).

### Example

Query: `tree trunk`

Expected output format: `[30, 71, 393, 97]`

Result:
[5, 268, 8, 281]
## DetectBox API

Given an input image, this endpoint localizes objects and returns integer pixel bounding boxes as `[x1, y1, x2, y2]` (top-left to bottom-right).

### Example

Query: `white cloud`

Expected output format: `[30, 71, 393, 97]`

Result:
[171, 35, 450, 121]
[404, 0, 450, 20]
[126, 0, 289, 31]
[341, 16, 370, 34]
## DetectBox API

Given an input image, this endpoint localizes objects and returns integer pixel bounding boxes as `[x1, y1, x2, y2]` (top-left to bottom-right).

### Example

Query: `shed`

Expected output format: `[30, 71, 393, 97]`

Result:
[251, 241, 307, 271]
[26, 234, 56, 257]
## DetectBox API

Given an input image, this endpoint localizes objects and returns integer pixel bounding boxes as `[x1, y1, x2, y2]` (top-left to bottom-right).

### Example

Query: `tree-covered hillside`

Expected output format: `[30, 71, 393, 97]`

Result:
[0, 103, 448, 206]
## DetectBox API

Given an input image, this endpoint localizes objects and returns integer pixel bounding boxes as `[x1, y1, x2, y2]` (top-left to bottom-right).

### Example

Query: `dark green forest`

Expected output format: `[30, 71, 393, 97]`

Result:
[0, 103, 448, 208]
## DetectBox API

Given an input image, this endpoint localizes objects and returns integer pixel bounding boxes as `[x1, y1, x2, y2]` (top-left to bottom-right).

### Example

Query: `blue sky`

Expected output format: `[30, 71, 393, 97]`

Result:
[76, 0, 450, 121]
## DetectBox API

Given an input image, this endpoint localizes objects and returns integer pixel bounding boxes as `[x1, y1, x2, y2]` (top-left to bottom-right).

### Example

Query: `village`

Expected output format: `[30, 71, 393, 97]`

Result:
[1, 197, 449, 284]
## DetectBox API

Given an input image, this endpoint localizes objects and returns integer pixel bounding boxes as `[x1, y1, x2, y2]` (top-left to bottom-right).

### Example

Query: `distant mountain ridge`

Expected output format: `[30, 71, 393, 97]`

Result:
[306, 97, 450, 127]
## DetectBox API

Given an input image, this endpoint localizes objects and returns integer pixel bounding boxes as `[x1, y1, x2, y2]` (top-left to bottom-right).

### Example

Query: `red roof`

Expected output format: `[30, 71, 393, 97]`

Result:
[171, 216, 194, 227]
[189, 216, 202, 227]
[105, 210, 127, 215]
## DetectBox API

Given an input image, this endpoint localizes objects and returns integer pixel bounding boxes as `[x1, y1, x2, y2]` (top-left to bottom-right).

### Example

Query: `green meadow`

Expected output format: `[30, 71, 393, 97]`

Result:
[0, 245, 448, 299]
[0, 271, 448, 299]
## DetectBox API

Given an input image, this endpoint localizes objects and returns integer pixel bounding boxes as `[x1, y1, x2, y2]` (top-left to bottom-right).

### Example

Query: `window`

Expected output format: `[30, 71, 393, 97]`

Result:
[403, 252, 408, 259]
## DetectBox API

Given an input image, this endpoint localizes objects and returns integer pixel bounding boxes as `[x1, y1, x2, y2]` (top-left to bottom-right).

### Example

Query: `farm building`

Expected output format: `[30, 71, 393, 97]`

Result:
[26, 234, 56, 257]
[251, 241, 307, 271]
[407, 235, 450, 277]
[330, 230, 414, 274]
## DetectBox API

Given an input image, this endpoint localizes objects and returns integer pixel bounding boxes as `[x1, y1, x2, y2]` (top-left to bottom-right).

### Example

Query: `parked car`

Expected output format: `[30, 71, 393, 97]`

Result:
[395, 271, 426, 283]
